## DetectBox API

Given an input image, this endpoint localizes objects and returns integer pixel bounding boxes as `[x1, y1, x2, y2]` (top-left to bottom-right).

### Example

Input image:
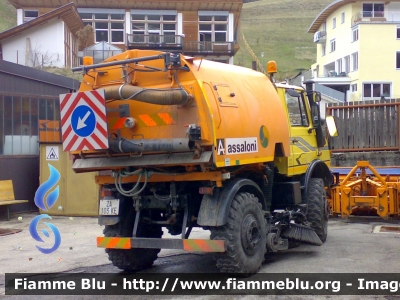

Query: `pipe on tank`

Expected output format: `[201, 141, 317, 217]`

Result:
[109, 138, 194, 153]
[102, 84, 190, 106]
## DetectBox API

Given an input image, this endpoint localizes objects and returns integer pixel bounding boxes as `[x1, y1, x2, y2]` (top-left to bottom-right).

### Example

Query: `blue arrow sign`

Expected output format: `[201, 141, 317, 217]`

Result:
[71, 105, 96, 137]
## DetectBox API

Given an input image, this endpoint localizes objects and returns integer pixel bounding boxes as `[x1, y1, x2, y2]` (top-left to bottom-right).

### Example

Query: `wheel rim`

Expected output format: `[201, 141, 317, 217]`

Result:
[241, 213, 261, 256]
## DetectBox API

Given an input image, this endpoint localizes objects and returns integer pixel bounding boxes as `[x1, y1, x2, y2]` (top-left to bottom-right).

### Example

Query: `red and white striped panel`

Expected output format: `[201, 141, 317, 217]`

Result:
[59, 89, 109, 151]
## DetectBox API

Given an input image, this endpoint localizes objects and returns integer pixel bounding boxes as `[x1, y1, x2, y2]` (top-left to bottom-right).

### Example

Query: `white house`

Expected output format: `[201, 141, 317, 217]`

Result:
[308, 0, 400, 102]
[0, 3, 83, 68]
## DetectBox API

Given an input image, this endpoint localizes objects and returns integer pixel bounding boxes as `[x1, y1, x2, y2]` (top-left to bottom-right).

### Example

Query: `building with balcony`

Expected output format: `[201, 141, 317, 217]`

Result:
[6, 0, 243, 64]
[308, 0, 400, 101]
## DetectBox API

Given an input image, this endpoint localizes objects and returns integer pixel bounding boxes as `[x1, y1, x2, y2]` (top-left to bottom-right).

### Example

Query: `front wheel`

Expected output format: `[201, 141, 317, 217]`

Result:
[305, 178, 328, 243]
[210, 192, 266, 274]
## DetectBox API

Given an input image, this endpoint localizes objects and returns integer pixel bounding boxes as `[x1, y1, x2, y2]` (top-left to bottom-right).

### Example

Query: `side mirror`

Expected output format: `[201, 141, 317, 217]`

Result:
[313, 92, 322, 103]
[326, 116, 339, 137]
[286, 89, 300, 97]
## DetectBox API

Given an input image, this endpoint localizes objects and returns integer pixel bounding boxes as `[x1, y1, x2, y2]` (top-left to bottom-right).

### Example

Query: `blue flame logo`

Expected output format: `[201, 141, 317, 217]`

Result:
[29, 163, 62, 254]
[34, 164, 60, 210]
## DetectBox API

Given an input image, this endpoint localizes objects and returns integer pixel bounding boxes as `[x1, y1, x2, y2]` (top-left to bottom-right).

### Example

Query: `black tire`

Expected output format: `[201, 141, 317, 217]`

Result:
[104, 212, 163, 272]
[305, 178, 328, 243]
[210, 192, 266, 274]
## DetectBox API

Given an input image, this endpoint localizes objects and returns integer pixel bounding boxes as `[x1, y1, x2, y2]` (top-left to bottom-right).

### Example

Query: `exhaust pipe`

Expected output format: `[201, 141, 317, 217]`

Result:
[109, 138, 194, 153]
[103, 84, 190, 106]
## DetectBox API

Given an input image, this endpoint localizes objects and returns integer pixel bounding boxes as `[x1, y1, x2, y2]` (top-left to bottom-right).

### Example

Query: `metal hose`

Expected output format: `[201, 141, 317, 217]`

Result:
[102, 84, 190, 106]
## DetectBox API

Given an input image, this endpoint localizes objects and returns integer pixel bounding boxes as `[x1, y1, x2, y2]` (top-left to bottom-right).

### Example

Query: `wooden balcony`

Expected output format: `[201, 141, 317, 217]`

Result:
[126, 34, 183, 51]
[183, 41, 234, 56]
[126, 34, 235, 56]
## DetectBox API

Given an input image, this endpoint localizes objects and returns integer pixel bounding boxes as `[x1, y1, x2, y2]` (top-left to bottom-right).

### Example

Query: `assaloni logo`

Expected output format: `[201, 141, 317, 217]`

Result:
[29, 164, 61, 254]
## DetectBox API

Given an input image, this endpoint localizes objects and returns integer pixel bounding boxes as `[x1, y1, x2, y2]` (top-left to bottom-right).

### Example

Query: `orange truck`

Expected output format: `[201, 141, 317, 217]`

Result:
[61, 49, 337, 274]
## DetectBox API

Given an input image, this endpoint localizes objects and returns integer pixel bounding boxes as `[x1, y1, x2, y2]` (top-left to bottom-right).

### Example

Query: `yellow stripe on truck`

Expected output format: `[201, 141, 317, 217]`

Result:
[97, 237, 131, 249]
[137, 113, 177, 127]
[183, 239, 225, 252]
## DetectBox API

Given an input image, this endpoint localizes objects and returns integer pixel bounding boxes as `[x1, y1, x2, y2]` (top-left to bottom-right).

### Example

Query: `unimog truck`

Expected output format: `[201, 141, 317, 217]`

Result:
[60, 50, 337, 274]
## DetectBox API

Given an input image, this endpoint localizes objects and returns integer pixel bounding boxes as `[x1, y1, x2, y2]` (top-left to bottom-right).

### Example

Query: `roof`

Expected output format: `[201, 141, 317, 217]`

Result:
[7, 0, 243, 12]
[0, 59, 80, 89]
[308, 0, 356, 33]
[309, 0, 400, 33]
[0, 2, 84, 42]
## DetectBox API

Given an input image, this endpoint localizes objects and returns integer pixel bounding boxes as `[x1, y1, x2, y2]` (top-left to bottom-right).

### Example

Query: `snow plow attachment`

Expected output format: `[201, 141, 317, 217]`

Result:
[330, 161, 400, 219]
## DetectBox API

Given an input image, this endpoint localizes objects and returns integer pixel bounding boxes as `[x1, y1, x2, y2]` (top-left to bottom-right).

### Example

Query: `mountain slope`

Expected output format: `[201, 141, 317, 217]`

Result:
[0, 0, 16, 32]
[236, 0, 332, 79]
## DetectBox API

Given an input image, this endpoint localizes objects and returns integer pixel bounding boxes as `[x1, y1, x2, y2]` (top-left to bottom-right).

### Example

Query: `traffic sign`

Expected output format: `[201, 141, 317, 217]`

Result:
[59, 90, 109, 151]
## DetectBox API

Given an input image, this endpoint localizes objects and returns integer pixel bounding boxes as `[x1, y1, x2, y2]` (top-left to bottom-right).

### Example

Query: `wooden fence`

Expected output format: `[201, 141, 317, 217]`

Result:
[326, 99, 400, 152]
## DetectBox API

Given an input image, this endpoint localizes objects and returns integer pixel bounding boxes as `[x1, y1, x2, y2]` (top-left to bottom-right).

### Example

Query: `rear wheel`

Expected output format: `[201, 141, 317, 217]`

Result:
[104, 208, 162, 271]
[305, 178, 328, 243]
[210, 192, 266, 274]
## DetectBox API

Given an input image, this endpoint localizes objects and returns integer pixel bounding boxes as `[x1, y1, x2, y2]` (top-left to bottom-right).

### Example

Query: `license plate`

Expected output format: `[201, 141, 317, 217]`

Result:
[99, 199, 120, 215]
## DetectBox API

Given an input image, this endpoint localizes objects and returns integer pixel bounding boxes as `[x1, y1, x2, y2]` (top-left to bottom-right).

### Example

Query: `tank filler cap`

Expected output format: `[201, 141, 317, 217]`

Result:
[124, 117, 136, 128]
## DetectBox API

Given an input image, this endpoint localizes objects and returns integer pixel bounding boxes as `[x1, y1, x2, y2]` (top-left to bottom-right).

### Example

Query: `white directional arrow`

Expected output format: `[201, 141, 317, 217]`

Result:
[77, 111, 91, 130]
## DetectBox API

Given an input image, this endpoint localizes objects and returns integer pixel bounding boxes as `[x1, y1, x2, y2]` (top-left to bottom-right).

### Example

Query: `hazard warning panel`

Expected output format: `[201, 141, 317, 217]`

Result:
[46, 146, 59, 161]
[59, 89, 109, 151]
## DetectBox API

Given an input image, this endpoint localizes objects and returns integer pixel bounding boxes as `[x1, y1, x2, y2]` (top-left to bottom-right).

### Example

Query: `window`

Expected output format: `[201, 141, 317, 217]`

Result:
[285, 92, 309, 127]
[322, 44, 326, 56]
[322, 22, 327, 32]
[352, 28, 359, 42]
[363, 83, 391, 99]
[333, 17, 336, 29]
[363, 3, 384, 17]
[199, 15, 228, 43]
[80, 12, 125, 43]
[337, 59, 342, 73]
[344, 55, 350, 73]
[23, 10, 38, 23]
[397, 51, 400, 69]
[351, 84, 358, 92]
[397, 26, 400, 39]
[0, 95, 60, 155]
[341, 12, 345, 24]
[131, 13, 177, 44]
[330, 39, 336, 52]
[351, 52, 358, 71]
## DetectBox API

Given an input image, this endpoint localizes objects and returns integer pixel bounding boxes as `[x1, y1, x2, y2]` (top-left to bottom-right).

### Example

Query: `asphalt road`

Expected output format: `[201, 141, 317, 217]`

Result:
[2, 216, 400, 299]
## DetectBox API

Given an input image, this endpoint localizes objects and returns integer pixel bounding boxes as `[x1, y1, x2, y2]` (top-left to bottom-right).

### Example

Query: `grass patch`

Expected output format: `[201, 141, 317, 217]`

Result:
[0, 0, 16, 32]
[237, 0, 332, 80]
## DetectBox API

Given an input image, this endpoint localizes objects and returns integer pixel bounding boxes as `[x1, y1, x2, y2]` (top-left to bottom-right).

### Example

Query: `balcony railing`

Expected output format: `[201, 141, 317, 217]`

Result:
[315, 83, 345, 102]
[183, 41, 234, 55]
[126, 34, 234, 56]
[352, 10, 400, 25]
[126, 34, 183, 51]
[127, 34, 235, 56]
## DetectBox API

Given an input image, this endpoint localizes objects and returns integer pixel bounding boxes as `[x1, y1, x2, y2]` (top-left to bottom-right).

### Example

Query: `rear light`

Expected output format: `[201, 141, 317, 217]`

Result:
[101, 188, 113, 198]
[199, 187, 213, 195]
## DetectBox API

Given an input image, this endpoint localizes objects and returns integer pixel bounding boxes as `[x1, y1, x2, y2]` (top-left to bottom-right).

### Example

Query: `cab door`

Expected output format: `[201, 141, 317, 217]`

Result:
[285, 89, 317, 176]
